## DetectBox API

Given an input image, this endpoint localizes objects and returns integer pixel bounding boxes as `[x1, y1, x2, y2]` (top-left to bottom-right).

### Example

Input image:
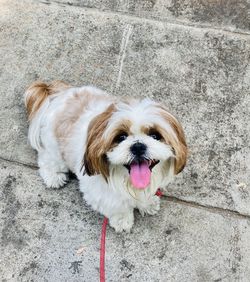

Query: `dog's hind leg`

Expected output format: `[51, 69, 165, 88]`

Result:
[37, 126, 69, 189]
[38, 148, 69, 188]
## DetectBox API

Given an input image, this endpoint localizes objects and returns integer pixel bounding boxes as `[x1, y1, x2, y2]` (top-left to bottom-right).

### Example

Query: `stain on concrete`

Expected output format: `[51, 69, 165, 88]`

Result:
[120, 259, 135, 271]
[37, 194, 60, 218]
[196, 265, 213, 281]
[19, 261, 39, 278]
[157, 225, 180, 260]
[229, 226, 242, 278]
[68, 261, 82, 274]
[168, 0, 250, 30]
[1, 174, 29, 249]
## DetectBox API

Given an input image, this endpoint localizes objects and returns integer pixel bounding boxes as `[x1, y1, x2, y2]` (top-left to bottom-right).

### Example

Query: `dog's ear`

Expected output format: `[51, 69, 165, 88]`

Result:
[82, 104, 116, 181]
[156, 105, 188, 174]
[83, 152, 109, 180]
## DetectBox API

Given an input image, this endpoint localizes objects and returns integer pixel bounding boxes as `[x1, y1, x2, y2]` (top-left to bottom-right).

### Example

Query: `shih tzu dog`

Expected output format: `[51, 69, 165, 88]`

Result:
[25, 81, 187, 232]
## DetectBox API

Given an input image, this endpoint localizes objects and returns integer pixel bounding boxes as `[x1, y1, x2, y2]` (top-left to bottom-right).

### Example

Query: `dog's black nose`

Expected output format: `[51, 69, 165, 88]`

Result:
[130, 142, 147, 156]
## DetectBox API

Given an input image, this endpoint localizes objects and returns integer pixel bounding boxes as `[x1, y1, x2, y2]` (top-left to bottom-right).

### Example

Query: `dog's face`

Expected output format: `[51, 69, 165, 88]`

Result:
[83, 99, 187, 190]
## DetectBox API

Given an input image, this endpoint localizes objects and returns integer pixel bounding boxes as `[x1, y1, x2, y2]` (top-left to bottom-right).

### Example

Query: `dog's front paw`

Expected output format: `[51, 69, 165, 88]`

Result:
[39, 169, 68, 188]
[138, 195, 160, 216]
[109, 212, 134, 233]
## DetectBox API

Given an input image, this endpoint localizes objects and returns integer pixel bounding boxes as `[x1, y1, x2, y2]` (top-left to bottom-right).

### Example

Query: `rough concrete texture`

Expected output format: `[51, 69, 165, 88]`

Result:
[0, 0, 250, 281]
[43, 0, 250, 33]
[1, 160, 250, 281]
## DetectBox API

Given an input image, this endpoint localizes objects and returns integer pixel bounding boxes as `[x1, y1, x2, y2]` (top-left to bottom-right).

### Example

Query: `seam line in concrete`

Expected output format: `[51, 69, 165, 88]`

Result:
[42, 0, 250, 38]
[0, 156, 38, 170]
[165, 195, 250, 220]
[1, 155, 250, 220]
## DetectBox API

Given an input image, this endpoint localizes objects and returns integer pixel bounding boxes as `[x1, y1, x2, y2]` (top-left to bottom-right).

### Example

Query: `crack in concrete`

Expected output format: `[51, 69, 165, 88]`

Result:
[38, 0, 250, 38]
[112, 24, 133, 94]
[1, 155, 250, 221]
[0, 156, 38, 170]
[165, 195, 250, 221]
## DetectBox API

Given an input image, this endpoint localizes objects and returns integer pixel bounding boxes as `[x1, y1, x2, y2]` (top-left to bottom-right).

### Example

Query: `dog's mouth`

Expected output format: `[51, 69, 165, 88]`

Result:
[124, 159, 159, 172]
[124, 159, 160, 190]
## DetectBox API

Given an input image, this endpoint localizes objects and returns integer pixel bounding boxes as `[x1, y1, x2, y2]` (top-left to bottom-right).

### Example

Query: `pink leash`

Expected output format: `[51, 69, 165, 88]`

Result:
[100, 217, 108, 282]
[99, 189, 162, 282]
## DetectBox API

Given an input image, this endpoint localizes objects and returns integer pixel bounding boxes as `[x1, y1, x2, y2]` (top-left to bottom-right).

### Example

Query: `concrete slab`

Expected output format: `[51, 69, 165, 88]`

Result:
[1, 159, 250, 281]
[0, 0, 249, 215]
[42, 0, 250, 33]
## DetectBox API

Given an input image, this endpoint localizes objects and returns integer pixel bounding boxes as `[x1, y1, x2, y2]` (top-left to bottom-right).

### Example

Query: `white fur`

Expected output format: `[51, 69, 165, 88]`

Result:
[26, 86, 177, 232]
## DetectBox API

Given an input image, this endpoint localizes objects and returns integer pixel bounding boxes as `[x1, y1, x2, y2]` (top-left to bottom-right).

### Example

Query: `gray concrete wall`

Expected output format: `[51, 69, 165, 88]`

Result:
[0, 0, 250, 281]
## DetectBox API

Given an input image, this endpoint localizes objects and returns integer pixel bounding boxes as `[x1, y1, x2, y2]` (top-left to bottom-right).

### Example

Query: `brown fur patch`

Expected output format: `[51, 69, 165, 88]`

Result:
[54, 91, 92, 142]
[54, 89, 111, 167]
[83, 104, 116, 180]
[25, 80, 70, 121]
[156, 106, 188, 174]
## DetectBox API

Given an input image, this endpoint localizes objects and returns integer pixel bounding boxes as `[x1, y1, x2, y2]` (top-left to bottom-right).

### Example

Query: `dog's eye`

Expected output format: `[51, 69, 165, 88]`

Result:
[148, 131, 162, 140]
[114, 133, 128, 143]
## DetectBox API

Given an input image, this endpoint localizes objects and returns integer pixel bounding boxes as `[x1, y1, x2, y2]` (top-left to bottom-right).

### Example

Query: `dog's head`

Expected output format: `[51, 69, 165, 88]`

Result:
[83, 99, 187, 190]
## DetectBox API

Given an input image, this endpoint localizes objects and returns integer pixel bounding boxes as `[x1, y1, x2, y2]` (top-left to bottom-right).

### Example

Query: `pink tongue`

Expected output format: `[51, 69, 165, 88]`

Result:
[129, 161, 151, 189]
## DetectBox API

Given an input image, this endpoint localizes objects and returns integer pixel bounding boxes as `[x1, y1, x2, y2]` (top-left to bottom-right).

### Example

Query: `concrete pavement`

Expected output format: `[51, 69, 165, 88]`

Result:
[0, 0, 250, 281]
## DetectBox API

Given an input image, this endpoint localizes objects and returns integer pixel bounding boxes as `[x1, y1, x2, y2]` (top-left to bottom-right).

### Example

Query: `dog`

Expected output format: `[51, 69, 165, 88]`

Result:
[24, 81, 187, 232]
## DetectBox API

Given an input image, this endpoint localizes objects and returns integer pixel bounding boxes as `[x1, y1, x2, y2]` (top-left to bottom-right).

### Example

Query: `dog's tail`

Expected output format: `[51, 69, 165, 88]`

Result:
[24, 80, 69, 121]
[24, 80, 70, 150]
